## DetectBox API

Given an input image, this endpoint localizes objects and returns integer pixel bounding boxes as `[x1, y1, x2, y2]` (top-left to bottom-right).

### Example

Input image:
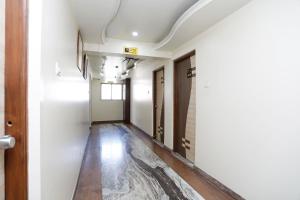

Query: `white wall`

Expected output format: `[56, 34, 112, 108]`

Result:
[172, 0, 300, 199]
[28, 0, 43, 199]
[27, 0, 300, 199]
[91, 79, 124, 122]
[40, 0, 89, 199]
[0, 0, 5, 199]
[130, 59, 174, 149]
[130, 0, 300, 199]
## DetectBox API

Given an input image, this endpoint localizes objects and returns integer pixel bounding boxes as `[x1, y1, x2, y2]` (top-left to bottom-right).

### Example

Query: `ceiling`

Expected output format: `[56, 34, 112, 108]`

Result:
[89, 55, 140, 81]
[107, 0, 198, 43]
[72, 0, 251, 79]
[155, 0, 251, 50]
[70, 0, 198, 43]
[70, 0, 117, 43]
[88, 55, 104, 79]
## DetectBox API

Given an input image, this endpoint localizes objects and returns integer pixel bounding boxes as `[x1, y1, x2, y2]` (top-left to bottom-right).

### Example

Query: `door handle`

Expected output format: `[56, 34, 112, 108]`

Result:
[0, 135, 16, 150]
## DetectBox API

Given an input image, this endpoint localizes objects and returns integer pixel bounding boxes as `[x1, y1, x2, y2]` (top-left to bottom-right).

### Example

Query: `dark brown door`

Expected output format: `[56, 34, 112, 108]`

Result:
[174, 51, 196, 162]
[123, 78, 131, 123]
[153, 67, 164, 143]
[4, 0, 28, 199]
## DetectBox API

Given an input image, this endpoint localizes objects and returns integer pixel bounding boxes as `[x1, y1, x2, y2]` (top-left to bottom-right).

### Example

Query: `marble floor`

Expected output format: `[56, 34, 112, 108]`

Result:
[74, 124, 236, 200]
[100, 124, 204, 200]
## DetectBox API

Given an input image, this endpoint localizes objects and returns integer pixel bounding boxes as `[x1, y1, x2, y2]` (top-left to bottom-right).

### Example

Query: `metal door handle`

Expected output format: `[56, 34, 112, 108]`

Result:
[0, 135, 16, 150]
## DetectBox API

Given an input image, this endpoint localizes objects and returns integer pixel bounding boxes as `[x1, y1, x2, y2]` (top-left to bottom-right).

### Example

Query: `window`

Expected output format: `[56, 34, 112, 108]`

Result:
[112, 84, 122, 100]
[101, 83, 124, 100]
[122, 84, 126, 100]
[101, 84, 112, 100]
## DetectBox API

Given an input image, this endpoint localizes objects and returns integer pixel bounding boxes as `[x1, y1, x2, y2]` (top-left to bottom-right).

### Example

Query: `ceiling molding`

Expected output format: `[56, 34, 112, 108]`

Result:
[154, 0, 213, 50]
[84, 39, 172, 59]
[76, 0, 250, 52]
[101, 0, 122, 44]
[154, 0, 251, 50]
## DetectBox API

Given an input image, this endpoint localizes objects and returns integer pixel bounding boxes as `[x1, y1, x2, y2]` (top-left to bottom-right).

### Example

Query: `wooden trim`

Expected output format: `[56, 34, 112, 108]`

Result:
[5, 0, 28, 199]
[130, 123, 154, 140]
[174, 50, 196, 63]
[193, 167, 245, 200]
[153, 66, 165, 73]
[152, 70, 155, 139]
[72, 131, 91, 199]
[123, 78, 131, 123]
[73, 128, 102, 199]
[173, 50, 195, 153]
[92, 120, 124, 125]
[130, 122, 169, 151]
[130, 123, 244, 200]
[152, 66, 164, 143]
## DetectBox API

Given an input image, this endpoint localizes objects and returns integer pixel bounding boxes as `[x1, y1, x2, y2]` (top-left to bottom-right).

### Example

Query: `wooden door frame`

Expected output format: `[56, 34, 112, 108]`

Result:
[173, 50, 195, 153]
[5, 0, 28, 199]
[152, 66, 164, 143]
[123, 78, 131, 123]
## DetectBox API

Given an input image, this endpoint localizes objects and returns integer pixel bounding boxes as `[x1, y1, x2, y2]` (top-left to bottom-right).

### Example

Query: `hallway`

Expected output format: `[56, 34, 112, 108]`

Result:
[2, 0, 300, 199]
[73, 124, 235, 200]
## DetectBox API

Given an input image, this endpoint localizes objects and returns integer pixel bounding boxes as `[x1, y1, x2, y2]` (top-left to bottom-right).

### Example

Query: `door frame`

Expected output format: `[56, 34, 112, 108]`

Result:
[153, 66, 164, 143]
[5, 0, 28, 199]
[173, 50, 195, 153]
[123, 78, 131, 123]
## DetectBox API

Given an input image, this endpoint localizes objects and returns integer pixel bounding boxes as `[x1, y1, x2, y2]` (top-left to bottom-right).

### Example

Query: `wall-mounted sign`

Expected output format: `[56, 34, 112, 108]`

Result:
[124, 47, 138, 55]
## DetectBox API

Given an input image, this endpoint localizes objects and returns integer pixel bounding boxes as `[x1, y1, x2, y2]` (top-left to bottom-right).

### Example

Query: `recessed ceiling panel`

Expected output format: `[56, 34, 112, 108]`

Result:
[107, 0, 199, 43]
[70, 0, 117, 43]
[156, 0, 251, 50]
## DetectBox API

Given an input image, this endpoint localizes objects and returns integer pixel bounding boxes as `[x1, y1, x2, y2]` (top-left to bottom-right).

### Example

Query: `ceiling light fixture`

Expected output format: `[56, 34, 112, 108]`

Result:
[132, 31, 139, 37]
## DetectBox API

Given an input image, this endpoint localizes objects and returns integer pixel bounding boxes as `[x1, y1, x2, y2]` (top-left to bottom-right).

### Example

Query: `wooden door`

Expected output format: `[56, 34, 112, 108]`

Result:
[153, 67, 164, 143]
[4, 0, 28, 199]
[0, 0, 5, 198]
[123, 78, 131, 123]
[174, 51, 196, 162]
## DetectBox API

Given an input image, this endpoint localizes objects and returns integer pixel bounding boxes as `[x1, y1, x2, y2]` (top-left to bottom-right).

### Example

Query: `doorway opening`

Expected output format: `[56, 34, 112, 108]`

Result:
[123, 78, 131, 123]
[153, 67, 164, 144]
[173, 51, 196, 162]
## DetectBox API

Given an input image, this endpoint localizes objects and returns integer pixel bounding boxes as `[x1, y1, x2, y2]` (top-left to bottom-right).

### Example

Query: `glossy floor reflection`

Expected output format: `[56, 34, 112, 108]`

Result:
[100, 124, 203, 200]
[74, 124, 236, 200]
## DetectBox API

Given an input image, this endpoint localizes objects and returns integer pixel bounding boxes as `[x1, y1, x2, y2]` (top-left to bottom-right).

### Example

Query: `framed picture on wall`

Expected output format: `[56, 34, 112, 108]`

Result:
[83, 54, 88, 80]
[77, 31, 83, 72]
